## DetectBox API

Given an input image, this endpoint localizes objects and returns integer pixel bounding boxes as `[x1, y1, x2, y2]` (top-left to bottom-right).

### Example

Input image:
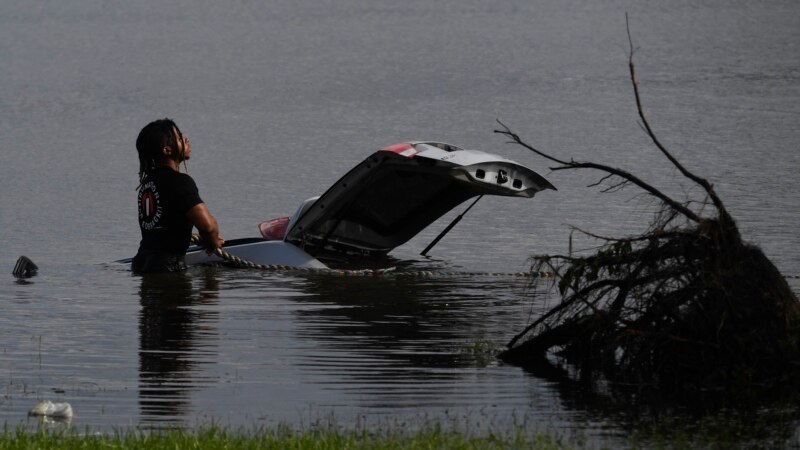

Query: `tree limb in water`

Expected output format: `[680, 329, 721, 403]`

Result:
[496, 18, 799, 392]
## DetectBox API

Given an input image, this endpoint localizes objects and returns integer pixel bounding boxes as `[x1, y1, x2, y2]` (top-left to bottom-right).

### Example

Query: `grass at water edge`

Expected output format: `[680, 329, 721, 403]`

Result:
[0, 424, 574, 450]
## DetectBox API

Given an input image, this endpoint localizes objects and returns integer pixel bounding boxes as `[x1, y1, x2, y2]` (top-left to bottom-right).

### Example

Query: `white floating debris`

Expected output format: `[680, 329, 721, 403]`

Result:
[28, 400, 73, 419]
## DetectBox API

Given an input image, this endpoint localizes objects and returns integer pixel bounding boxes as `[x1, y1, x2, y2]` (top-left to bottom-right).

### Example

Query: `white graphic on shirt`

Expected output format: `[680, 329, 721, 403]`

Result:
[138, 181, 163, 230]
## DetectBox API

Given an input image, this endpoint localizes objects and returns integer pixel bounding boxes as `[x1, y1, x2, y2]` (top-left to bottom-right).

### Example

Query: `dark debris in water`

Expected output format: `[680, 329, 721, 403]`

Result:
[12, 255, 38, 278]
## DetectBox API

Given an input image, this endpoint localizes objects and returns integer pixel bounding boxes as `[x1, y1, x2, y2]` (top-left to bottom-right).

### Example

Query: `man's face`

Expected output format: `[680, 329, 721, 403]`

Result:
[173, 127, 191, 161]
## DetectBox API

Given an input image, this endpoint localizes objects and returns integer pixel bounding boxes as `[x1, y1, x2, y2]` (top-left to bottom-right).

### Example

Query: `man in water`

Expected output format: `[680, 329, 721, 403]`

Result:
[132, 118, 224, 273]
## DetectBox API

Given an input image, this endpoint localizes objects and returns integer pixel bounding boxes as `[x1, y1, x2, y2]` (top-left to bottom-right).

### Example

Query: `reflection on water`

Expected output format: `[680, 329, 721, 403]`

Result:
[137, 268, 220, 426]
[287, 270, 542, 416]
[295, 273, 523, 368]
[520, 349, 800, 447]
[1, 259, 797, 446]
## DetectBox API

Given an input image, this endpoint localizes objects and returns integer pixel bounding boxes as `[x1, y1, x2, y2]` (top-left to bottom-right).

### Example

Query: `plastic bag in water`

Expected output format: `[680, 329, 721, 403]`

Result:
[28, 400, 73, 419]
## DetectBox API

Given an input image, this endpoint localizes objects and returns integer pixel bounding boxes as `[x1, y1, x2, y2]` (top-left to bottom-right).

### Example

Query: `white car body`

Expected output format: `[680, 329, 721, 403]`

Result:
[182, 141, 555, 269]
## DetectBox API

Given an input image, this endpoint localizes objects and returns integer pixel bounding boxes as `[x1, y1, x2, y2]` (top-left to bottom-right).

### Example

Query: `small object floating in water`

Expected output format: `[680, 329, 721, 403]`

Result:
[28, 400, 73, 419]
[13, 256, 38, 278]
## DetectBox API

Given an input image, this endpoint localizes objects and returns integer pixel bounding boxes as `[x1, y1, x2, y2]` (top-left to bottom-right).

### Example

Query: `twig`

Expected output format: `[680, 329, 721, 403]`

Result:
[625, 13, 728, 219]
[495, 122, 703, 223]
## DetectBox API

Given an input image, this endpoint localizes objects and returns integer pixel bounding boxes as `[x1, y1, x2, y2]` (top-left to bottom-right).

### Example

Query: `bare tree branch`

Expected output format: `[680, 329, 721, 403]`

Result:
[495, 120, 703, 223]
[499, 17, 798, 394]
[624, 13, 729, 220]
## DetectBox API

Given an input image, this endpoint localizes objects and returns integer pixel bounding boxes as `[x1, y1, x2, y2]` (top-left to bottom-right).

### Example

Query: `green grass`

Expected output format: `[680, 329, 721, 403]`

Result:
[456, 333, 502, 367]
[0, 424, 572, 450]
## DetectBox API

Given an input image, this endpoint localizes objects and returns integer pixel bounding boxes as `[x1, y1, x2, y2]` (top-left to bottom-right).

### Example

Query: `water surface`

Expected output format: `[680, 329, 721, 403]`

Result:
[1, 0, 799, 446]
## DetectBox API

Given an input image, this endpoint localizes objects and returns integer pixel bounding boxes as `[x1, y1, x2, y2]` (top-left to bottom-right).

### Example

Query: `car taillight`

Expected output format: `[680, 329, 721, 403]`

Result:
[258, 216, 290, 240]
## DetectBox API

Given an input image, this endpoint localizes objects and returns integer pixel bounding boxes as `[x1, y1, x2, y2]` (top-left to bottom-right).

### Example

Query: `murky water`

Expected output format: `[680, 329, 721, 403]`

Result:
[1, 0, 799, 446]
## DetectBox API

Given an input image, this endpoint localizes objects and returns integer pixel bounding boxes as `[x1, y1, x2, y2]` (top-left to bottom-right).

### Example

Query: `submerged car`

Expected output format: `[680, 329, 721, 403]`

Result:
[182, 141, 555, 269]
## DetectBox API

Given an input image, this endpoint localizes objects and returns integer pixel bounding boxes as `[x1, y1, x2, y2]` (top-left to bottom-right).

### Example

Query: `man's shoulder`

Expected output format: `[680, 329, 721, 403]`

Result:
[155, 168, 196, 184]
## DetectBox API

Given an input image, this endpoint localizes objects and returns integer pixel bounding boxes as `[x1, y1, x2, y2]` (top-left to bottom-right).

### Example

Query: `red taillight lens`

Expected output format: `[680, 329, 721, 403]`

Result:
[258, 216, 290, 240]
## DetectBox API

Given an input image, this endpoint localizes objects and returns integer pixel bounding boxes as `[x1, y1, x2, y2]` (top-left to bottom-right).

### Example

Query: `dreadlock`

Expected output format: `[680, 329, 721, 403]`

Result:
[135, 118, 182, 189]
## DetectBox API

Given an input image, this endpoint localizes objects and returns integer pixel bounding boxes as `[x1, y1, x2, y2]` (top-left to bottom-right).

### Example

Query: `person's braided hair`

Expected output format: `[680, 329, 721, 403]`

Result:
[136, 118, 185, 189]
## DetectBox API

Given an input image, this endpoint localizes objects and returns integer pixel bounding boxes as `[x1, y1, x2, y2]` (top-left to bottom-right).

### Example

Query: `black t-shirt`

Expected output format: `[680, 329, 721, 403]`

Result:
[136, 167, 203, 256]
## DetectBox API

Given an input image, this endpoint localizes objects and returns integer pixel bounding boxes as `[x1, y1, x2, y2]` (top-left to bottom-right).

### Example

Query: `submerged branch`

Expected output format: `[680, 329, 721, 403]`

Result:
[498, 20, 799, 393]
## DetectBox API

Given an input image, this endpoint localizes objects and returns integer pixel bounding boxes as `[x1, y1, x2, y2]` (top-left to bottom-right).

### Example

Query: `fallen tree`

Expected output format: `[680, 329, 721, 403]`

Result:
[498, 21, 800, 392]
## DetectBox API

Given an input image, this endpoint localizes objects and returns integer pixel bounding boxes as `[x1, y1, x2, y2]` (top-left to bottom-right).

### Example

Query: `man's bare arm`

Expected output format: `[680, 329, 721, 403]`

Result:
[187, 203, 224, 251]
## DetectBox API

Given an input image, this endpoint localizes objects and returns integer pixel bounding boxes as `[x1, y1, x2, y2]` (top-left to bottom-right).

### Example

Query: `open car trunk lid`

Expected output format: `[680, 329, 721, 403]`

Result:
[284, 142, 555, 257]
